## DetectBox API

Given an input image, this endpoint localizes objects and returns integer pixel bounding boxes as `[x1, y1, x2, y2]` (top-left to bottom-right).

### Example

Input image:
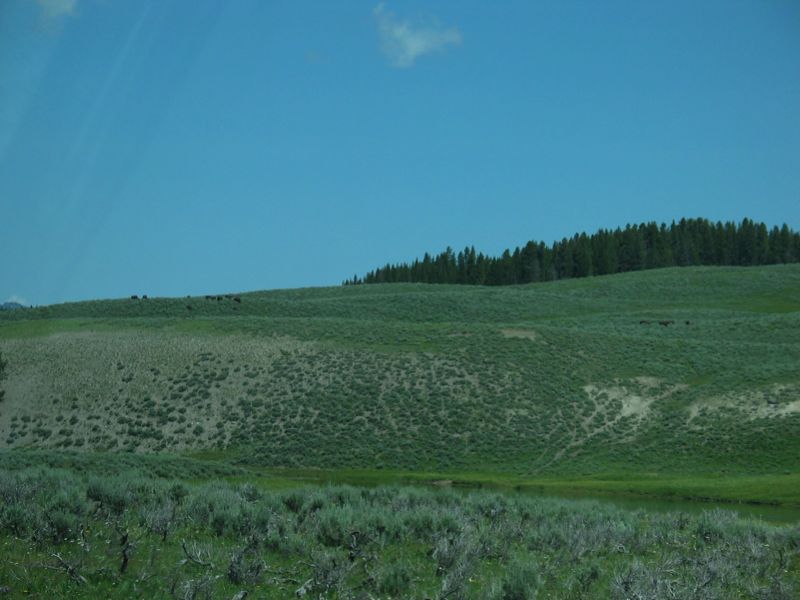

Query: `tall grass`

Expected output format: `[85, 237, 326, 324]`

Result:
[0, 468, 797, 598]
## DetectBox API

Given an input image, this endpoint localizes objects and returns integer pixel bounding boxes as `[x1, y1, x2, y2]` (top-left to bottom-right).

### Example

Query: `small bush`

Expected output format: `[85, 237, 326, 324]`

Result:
[227, 541, 264, 584]
[376, 560, 413, 595]
[489, 556, 540, 600]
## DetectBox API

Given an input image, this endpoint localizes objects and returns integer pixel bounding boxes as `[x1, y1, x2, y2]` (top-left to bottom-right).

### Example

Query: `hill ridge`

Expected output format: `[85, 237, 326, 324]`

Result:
[0, 265, 798, 478]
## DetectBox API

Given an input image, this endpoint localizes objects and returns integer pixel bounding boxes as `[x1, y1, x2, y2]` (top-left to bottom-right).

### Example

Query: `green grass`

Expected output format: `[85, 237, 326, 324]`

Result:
[521, 473, 800, 507]
[225, 467, 800, 510]
[0, 264, 799, 505]
[0, 467, 797, 599]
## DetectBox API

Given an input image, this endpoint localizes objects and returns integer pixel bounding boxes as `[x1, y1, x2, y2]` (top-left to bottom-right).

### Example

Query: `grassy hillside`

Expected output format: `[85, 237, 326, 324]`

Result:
[1, 265, 799, 482]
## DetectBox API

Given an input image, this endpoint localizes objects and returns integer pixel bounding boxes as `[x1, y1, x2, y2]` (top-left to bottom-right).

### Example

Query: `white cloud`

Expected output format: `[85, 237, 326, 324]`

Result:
[374, 3, 462, 68]
[5, 295, 28, 306]
[34, 0, 77, 20]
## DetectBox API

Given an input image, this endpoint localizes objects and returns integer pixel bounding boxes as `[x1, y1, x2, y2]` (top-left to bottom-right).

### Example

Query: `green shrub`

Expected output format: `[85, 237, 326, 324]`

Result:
[46, 508, 80, 542]
[315, 508, 356, 548]
[227, 542, 264, 584]
[489, 556, 540, 600]
[376, 560, 413, 595]
[0, 502, 38, 537]
[85, 477, 116, 507]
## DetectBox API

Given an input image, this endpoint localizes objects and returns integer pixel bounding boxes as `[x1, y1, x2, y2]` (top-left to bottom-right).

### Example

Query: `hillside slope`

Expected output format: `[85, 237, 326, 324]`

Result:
[1, 265, 798, 476]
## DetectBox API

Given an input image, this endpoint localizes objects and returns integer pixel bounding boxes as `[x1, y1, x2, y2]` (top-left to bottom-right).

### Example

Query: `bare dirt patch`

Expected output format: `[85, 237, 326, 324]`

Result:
[688, 384, 800, 421]
[581, 377, 687, 437]
[536, 377, 683, 471]
[500, 329, 538, 341]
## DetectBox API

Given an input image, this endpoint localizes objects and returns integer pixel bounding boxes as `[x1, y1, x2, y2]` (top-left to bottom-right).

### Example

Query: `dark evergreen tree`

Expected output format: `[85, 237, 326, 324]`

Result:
[618, 225, 645, 271]
[0, 351, 6, 403]
[738, 218, 757, 266]
[520, 241, 541, 283]
[354, 218, 798, 286]
[574, 233, 593, 277]
[593, 229, 619, 275]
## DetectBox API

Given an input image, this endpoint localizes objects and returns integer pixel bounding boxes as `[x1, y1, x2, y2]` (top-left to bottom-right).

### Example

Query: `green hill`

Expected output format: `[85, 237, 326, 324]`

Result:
[1, 265, 799, 482]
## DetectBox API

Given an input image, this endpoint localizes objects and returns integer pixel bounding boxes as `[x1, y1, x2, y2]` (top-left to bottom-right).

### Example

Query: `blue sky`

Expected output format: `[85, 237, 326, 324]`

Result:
[1, 0, 799, 305]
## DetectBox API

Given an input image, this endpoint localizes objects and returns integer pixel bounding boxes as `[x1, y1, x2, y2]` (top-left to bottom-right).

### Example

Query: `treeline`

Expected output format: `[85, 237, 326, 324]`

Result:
[346, 218, 800, 286]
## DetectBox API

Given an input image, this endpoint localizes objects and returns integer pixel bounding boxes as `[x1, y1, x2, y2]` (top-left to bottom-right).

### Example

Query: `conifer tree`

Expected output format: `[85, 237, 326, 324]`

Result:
[0, 352, 6, 403]
[574, 233, 593, 277]
[354, 218, 798, 286]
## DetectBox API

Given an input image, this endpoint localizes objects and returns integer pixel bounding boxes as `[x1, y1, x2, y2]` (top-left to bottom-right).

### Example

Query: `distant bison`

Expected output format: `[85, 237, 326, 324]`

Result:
[685, 320, 691, 325]
[186, 305, 193, 311]
[131, 295, 139, 300]
[142, 295, 148, 300]
[658, 320, 674, 327]
[233, 296, 241, 303]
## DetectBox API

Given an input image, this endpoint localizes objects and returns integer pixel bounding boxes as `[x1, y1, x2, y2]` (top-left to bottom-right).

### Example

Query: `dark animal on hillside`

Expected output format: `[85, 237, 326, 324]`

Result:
[225, 295, 232, 299]
[233, 296, 241, 303]
[639, 320, 650, 325]
[142, 295, 148, 300]
[685, 320, 691, 325]
[216, 296, 222, 301]
[186, 305, 193, 311]
[131, 295, 138, 300]
[658, 320, 674, 326]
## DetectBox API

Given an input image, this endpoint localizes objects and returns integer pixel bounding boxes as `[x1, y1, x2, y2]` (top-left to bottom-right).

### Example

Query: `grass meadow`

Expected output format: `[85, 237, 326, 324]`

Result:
[0, 265, 798, 485]
[0, 466, 798, 599]
[0, 265, 799, 597]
